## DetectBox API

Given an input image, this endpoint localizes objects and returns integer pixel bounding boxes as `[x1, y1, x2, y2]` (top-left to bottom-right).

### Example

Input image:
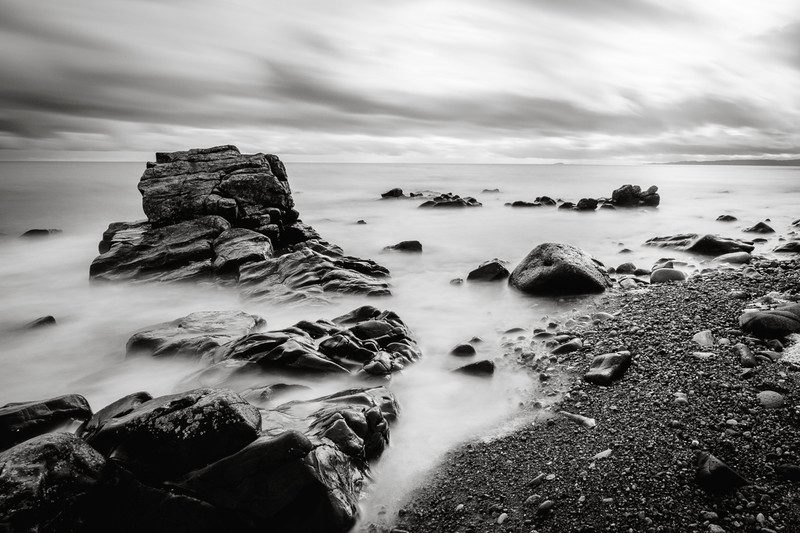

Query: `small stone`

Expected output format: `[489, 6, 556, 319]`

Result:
[450, 343, 476, 357]
[708, 525, 726, 533]
[757, 390, 785, 409]
[537, 500, 554, 514]
[560, 411, 596, 428]
[593, 448, 612, 460]
[455, 503, 464, 512]
[700, 511, 719, 520]
[545, 474, 556, 481]
[497, 512, 508, 524]
[693, 330, 715, 347]
[529, 473, 545, 487]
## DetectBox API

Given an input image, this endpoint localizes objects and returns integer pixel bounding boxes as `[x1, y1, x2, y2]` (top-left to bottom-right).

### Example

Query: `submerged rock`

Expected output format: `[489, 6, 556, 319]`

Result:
[509, 242, 611, 295]
[716, 214, 737, 222]
[645, 233, 754, 256]
[90, 146, 391, 300]
[418, 192, 481, 208]
[454, 360, 495, 376]
[467, 258, 510, 281]
[20, 315, 56, 329]
[611, 184, 659, 207]
[0, 394, 92, 451]
[384, 240, 422, 253]
[774, 241, 800, 253]
[126, 310, 265, 359]
[381, 188, 404, 198]
[743, 221, 775, 233]
[19, 228, 62, 238]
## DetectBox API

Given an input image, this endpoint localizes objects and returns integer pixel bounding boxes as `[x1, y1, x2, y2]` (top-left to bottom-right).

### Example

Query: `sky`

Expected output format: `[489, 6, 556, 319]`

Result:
[0, 0, 798, 163]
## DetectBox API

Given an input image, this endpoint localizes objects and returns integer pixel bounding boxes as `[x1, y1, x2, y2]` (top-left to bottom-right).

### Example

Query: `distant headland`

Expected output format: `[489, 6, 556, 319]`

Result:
[658, 158, 800, 166]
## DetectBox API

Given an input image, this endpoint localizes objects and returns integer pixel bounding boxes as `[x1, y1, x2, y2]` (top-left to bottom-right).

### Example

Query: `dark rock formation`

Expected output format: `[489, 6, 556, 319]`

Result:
[611, 184, 659, 207]
[743, 221, 775, 233]
[576, 198, 598, 211]
[454, 360, 495, 376]
[76, 391, 153, 441]
[176, 387, 398, 533]
[381, 188, 404, 198]
[467, 259, 510, 281]
[90, 146, 391, 300]
[509, 243, 611, 295]
[126, 310, 265, 359]
[716, 214, 737, 222]
[418, 193, 481, 208]
[739, 304, 800, 339]
[384, 240, 422, 253]
[19, 228, 62, 238]
[615, 262, 636, 275]
[450, 343, 477, 357]
[695, 452, 750, 494]
[82, 388, 261, 479]
[775, 241, 800, 253]
[0, 394, 92, 451]
[509, 200, 541, 208]
[21, 315, 56, 329]
[584, 351, 632, 385]
[650, 268, 686, 284]
[645, 233, 754, 255]
[558, 201, 575, 210]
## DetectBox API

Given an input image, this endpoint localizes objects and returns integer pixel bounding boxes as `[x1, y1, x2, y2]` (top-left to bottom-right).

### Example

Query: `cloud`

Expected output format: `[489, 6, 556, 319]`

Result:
[0, 0, 798, 161]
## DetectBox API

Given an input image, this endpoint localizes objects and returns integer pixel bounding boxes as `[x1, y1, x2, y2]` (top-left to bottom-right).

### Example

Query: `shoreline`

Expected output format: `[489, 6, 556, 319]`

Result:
[391, 258, 800, 533]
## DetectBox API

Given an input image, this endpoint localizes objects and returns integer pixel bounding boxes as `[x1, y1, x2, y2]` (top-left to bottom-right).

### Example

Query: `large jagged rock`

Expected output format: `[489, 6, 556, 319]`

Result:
[126, 310, 266, 359]
[177, 387, 398, 533]
[645, 233, 754, 255]
[82, 388, 261, 480]
[509, 243, 611, 295]
[0, 394, 92, 451]
[739, 304, 800, 339]
[90, 146, 391, 300]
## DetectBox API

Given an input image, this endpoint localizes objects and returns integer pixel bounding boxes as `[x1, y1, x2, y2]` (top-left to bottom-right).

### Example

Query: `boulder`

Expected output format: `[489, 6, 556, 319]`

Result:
[713, 251, 752, 264]
[757, 390, 785, 409]
[557, 201, 575, 210]
[176, 387, 398, 533]
[611, 184, 659, 207]
[695, 452, 749, 494]
[76, 391, 153, 441]
[450, 343, 476, 357]
[381, 188, 404, 198]
[0, 394, 92, 450]
[126, 310, 265, 359]
[645, 233, 754, 255]
[716, 214, 737, 222]
[384, 240, 422, 253]
[743, 221, 775, 233]
[418, 193, 481, 208]
[82, 388, 261, 479]
[467, 259, 510, 281]
[584, 351, 632, 385]
[576, 198, 598, 211]
[509, 243, 611, 295]
[0, 432, 236, 533]
[509, 200, 540, 207]
[19, 228, 62, 239]
[615, 262, 636, 275]
[650, 268, 686, 283]
[774, 241, 800, 253]
[739, 304, 800, 339]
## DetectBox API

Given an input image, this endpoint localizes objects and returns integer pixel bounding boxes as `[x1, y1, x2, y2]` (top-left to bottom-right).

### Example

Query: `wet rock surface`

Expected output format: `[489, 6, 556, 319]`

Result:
[509, 242, 611, 295]
[396, 257, 800, 533]
[90, 146, 391, 300]
[0, 394, 92, 451]
[646, 233, 755, 255]
[467, 258, 510, 281]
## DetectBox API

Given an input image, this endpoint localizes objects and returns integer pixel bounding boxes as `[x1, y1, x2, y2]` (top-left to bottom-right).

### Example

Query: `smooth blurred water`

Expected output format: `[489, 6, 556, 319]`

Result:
[0, 160, 798, 524]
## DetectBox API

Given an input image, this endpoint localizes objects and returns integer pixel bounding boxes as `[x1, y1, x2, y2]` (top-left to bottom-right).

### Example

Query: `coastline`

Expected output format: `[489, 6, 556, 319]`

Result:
[392, 258, 800, 533]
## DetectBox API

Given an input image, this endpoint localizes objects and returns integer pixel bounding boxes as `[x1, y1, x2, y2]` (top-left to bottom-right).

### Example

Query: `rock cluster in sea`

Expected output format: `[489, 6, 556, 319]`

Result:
[90, 145, 390, 301]
[506, 184, 660, 210]
[0, 305, 421, 532]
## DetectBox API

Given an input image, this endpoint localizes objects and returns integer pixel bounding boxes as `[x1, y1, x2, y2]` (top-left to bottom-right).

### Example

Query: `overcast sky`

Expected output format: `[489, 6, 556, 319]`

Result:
[1, 0, 798, 163]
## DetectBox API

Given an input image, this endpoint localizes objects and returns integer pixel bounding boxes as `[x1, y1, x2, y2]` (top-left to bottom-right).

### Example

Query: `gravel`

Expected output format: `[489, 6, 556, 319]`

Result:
[392, 258, 800, 533]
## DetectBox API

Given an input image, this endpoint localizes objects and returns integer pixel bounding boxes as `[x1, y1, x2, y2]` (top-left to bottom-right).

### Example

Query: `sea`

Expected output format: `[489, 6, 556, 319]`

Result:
[1, 161, 798, 525]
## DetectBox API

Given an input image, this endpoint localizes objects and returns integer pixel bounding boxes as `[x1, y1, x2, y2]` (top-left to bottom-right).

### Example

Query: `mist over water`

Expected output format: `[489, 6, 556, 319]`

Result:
[1, 161, 798, 525]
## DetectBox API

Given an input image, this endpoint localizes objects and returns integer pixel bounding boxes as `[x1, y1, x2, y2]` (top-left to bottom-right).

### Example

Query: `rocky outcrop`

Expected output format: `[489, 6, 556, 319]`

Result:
[419, 193, 481, 208]
[82, 388, 261, 479]
[611, 184, 660, 207]
[509, 243, 611, 295]
[645, 233, 754, 255]
[1, 394, 92, 451]
[90, 146, 390, 300]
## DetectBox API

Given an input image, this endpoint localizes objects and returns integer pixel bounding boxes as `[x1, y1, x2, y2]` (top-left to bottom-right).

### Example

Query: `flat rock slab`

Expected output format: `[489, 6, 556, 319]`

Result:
[645, 233, 754, 256]
[0, 394, 92, 451]
[126, 310, 266, 359]
[583, 351, 632, 385]
[509, 242, 611, 295]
